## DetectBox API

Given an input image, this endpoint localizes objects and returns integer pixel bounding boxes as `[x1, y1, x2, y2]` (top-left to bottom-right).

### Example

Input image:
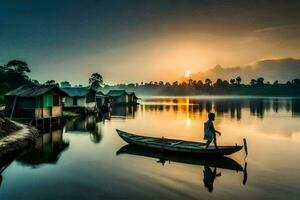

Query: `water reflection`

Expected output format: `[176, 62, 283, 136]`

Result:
[142, 98, 300, 119]
[0, 150, 21, 189]
[107, 105, 138, 119]
[117, 144, 246, 193]
[17, 129, 69, 167]
[203, 166, 221, 192]
[65, 115, 103, 143]
[2, 97, 300, 199]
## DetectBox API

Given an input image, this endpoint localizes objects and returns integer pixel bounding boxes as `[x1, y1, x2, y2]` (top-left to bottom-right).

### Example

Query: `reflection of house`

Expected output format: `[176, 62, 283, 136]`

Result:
[109, 105, 137, 119]
[65, 115, 97, 133]
[4, 85, 68, 121]
[17, 129, 69, 166]
[106, 90, 138, 105]
[62, 87, 97, 113]
[64, 116, 102, 143]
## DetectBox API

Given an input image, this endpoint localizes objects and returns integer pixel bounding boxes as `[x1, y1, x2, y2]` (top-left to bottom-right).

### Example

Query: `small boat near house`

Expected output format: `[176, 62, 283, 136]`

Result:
[116, 129, 244, 156]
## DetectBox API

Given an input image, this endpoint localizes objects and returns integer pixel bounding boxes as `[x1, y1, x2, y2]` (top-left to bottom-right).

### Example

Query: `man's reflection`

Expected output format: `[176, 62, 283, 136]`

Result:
[203, 165, 221, 192]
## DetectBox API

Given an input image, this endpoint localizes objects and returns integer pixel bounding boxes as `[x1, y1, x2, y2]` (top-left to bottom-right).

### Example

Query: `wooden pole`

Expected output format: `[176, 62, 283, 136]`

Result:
[9, 96, 17, 119]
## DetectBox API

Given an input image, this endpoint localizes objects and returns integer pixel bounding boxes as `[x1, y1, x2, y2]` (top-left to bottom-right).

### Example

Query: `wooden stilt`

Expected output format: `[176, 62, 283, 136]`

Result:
[42, 118, 45, 133]
[58, 117, 61, 127]
[50, 118, 52, 133]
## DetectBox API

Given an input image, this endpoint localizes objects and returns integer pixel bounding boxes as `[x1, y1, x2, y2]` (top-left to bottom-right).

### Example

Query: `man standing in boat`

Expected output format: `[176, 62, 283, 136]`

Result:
[204, 113, 221, 149]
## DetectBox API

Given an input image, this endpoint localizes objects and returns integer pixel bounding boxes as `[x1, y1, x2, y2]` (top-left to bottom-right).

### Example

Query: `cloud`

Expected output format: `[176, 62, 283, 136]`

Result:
[189, 58, 300, 83]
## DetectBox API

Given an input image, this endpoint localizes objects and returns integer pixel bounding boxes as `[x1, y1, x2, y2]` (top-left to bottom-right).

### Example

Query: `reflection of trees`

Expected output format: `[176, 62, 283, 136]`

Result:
[17, 129, 69, 167]
[141, 98, 300, 120]
[205, 101, 212, 113]
[214, 100, 242, 120]
[292, 100, 300, 116]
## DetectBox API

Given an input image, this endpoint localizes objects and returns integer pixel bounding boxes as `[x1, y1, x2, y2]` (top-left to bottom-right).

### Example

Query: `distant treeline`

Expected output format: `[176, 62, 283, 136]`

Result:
[1, 60, 300, 104]
[103, 77, 300, 96]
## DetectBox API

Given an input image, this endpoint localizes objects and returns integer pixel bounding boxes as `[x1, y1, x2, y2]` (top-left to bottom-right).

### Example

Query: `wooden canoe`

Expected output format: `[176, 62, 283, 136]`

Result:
[116, 129, 243, 156]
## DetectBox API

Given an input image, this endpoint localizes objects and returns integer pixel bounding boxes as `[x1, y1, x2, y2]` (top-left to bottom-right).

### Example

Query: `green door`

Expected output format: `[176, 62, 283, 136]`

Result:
[43, 94, 53, 107]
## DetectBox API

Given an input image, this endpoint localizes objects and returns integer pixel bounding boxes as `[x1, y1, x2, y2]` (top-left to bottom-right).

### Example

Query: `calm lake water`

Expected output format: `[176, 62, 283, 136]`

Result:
[1, 96, 300, 200]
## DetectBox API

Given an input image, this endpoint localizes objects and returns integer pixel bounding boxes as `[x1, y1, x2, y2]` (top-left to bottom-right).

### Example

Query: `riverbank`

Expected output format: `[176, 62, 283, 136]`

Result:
[0, 117, 39, 161]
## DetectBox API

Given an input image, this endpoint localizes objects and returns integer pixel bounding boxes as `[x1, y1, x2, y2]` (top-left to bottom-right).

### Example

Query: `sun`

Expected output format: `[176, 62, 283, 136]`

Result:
[185, 70, 191, 78]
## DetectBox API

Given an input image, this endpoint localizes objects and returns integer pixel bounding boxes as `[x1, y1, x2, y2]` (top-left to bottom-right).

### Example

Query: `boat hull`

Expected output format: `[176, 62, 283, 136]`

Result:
[116, 129, 243, 156]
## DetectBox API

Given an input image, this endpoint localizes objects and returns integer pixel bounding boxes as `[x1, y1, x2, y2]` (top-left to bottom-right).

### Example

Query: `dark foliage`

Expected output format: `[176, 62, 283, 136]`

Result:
[89, 73, 103, 89]
[0, 60, 34, 96]
[103, 77, 300, 96]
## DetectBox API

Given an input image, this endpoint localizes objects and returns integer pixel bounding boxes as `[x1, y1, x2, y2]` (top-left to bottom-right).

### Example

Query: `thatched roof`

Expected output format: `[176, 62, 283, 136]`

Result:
[5, 85, 68, 97]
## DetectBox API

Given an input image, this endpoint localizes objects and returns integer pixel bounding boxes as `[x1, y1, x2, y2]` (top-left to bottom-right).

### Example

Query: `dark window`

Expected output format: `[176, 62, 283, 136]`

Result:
[73, 98, 78, 106]
[53, 95, 60, 106]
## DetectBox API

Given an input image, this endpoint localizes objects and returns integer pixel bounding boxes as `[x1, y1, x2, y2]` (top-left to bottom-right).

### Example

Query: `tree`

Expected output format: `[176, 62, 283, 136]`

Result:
[61, 81, 71, 88]
[215, 78, 223, 87]
[172, 81, 178, 86]
[5, 60, 31, 75]
[292, 79, 300, 85]
[45, 80, 56, 85]
[256, 77, 264, 85]
[89, 73, 103, 89]
[205, 78, 212, 86]
[223, 80, 229, 86]
[197, 80, 203, 86]
[0, 60, 32, 90]
[230, 79, 236, 85]
[236, 76, 242, 85]
[250, 79, 257, 86]
[32, 80, 40, 85]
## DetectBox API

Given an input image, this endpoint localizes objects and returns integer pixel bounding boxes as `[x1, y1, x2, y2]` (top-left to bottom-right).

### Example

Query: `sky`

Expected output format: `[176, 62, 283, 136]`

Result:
[1, 0, 300, 85]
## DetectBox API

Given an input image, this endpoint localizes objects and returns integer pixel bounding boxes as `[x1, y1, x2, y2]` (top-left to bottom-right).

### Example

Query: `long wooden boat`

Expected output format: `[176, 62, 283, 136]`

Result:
[116, 129, 243, 156]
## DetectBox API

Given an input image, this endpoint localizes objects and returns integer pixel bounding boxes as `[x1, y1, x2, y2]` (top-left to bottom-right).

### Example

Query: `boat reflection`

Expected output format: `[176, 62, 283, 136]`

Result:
[117, 144, 247, 192]
[17, 129, 69, 167]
